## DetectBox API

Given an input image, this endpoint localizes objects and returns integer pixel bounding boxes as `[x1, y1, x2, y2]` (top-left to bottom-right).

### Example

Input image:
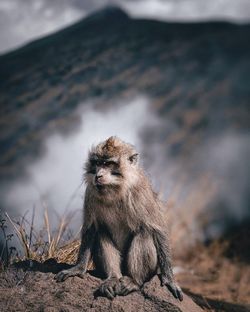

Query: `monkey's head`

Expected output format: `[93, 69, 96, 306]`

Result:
[85, 136, 139, 196]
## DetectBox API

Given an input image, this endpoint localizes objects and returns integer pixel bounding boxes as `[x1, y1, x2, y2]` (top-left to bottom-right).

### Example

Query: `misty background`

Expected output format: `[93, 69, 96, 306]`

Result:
[0, 1, 250, 256]
[3, 93, 250, 249]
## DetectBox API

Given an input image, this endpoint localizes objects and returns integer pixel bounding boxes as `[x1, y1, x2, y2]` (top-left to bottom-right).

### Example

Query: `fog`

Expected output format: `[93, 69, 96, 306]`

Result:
[2, 96, 155, 228]
[197, 133, 250, 237]
[2, 95, 250, 250]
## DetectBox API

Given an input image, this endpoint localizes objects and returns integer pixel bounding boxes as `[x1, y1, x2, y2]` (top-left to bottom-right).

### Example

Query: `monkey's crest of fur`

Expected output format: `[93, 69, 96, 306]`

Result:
[94, 136, 137, 158]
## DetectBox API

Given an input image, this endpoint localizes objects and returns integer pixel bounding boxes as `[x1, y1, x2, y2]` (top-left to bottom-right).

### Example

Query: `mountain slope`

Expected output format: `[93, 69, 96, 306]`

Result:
[0, 6, 249, 180]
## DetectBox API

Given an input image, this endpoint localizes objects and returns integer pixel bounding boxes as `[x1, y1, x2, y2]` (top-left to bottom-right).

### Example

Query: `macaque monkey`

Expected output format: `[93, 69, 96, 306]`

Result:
[55, 136, 183, 301]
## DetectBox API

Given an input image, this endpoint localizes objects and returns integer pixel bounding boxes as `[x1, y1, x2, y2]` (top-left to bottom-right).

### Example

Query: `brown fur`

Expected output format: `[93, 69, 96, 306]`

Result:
[55, 137, 183, 301]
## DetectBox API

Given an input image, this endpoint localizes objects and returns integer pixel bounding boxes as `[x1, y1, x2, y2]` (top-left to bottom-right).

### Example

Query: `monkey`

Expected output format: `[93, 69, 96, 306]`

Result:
[55, 136, 183, 301]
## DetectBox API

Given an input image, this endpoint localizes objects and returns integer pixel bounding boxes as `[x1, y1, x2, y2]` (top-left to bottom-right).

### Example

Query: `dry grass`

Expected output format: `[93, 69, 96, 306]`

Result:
[0, 207, 81, 267]
[165, 174, 218, 258]
[55, 239, 80, 264]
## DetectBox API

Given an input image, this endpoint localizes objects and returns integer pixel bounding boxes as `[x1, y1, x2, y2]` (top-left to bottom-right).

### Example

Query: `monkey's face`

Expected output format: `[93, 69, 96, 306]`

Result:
[85, 155, 123, 190]
[85, 137, 139, 195]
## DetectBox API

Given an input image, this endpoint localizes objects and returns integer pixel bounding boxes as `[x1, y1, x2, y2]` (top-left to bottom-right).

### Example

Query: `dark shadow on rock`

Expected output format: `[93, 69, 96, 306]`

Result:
[184, 289, 250, 312]
[13, 258, 73, 273]
[12, 259, 108, 278]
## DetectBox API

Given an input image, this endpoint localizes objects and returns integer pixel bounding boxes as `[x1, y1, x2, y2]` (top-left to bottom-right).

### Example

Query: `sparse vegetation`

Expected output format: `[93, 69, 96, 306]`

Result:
[0, 207, 81, 269]
[0, 210, 15, 269]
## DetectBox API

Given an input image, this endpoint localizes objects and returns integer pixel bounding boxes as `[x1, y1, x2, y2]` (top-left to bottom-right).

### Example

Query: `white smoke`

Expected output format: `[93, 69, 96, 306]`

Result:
[196, 132, 250, 235]
[2, 95, 250, 247]
[123, 0, 250, 22]
[165, 131, 250, 250]
[2, 96, 156, 227]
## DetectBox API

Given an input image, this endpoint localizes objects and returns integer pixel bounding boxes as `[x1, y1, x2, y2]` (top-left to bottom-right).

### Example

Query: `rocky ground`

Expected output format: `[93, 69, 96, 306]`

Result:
[1, 233, 249, 312]
[0, 271, 203, 312]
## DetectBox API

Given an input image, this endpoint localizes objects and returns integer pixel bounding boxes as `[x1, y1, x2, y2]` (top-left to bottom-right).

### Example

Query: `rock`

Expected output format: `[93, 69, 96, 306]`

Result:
[0, 270, 203, 312]
[142, 276, 203, 312]
[80, 274, 203, 312]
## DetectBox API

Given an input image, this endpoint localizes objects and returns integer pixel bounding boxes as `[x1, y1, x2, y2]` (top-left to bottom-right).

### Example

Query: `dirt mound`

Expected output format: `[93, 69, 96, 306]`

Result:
[0, 269, 202, 312]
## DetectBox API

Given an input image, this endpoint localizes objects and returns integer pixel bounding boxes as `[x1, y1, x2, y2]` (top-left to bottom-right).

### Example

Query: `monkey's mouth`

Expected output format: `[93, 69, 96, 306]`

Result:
[95, 180, 106, 189]
[95, 179, 105, 186]
[95, 176, 108, 187]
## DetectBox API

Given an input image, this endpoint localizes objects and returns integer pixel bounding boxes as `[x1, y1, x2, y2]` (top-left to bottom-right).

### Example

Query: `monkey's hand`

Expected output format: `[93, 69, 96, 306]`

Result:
[55, 267, 85, 282]
[119, 276, 139, 296]
[159, 275, 183, 301]
[98, 277, 122, 300]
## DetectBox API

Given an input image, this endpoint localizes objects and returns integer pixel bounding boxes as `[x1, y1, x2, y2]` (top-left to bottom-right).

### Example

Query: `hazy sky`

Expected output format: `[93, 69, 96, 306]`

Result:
[0, 0, 250, 54]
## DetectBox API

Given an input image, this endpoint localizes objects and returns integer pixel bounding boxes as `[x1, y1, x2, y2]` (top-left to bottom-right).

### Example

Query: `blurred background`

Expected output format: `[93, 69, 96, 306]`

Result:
[0, 1, 250, 307]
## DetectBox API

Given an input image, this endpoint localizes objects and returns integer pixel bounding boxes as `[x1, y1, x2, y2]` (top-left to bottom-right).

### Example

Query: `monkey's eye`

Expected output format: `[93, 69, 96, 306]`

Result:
[112, 171, 122, 176]
[102, 161, 117, 167]
[102, 161, 111, 168]
[108, 161, 118, 166]
[92, 160, 102, 166]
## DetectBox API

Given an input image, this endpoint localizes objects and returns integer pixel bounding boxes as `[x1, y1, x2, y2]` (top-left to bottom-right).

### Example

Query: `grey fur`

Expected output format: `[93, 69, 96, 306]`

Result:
[55, 136, 183, 301]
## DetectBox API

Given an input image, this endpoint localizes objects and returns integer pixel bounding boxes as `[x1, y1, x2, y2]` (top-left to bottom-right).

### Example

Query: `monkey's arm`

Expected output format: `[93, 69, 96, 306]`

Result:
[153, 229, 183, 301]
[55, 224, 95, 282]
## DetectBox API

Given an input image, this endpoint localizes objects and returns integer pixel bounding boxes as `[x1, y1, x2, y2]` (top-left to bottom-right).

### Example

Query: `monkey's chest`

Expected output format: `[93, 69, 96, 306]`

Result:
[109, 221, 130, 251]
[96, 208, 130, 252]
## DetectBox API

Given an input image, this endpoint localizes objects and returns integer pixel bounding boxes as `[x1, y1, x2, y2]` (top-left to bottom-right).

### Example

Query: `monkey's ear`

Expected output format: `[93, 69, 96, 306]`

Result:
[129, 153, 139, 165]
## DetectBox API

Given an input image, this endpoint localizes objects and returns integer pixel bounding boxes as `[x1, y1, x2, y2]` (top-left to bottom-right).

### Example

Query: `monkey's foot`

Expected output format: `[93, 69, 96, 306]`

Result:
[160, 275, 183, 301]
[98, 277, 122, 300]
[55, 268, 84, 282]
[119, 276, 139, 296]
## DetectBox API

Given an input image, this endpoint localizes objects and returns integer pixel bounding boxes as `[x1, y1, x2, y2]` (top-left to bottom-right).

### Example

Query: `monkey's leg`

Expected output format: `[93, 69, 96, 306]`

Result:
[120, 231, 158, 296]
[95, 236, 122, 300]
[55, 225, 95, 282]
[153, 229, 183, 301]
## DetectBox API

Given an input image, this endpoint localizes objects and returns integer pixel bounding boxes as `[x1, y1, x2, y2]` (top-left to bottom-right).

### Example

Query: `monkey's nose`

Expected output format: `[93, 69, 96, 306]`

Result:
[95, 175, 103, 182]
